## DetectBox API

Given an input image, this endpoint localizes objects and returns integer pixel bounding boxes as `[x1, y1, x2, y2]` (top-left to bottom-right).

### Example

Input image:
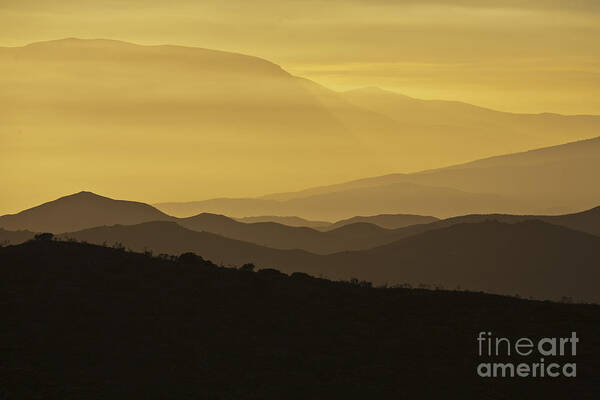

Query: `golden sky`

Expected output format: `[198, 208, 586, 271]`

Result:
[2, 0, 600, 114]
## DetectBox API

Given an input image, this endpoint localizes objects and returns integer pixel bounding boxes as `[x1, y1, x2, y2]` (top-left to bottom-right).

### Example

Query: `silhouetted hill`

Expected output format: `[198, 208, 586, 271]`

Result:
[319, 220, 600, 303]
[58, 219, 409, 260]
[52, 219, 600, 302]
[4, 192, 599, 257]
[178, 214, 337, 253]
[326, 213, 439, 230]
[0, 193, 434, 253]
[178, 213, 435, 254]
[59, 221, 317, 268]
[235, 215, 331, 229]
[0, 192, 438, 253]
[543, 206, 600, 237]
[2, 239, 599, 399]
[1, 193, 406, 253]
[0, 192, 172, 233]
[379, 205, 600, 240]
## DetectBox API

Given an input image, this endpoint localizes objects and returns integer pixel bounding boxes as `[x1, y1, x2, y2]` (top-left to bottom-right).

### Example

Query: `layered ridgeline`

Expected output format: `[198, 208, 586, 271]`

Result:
[3, 38, 600, 213]
[235, 216, 332, 229]
[2, 192, 600, 302]
[0, 192, 441, 253]
[156, 137, 600, 219]
[2, 191, 599, 253]
[3, 239, 599, 398]
[235, 214, 439, 230]
[58, 220, 600, 303]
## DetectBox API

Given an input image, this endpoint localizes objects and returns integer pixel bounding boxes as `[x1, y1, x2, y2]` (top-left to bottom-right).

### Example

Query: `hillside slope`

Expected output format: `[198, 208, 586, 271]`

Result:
[60, 221, 317, 268]
[319, 220, 600, 303]
[52, 220, 600, 302]
[2, 239, 598, 398]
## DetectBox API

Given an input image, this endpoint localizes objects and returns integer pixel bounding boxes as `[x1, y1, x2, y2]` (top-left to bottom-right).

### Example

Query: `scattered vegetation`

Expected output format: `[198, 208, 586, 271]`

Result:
[33, 232, 54, 241]
[1, 239, 599, 398]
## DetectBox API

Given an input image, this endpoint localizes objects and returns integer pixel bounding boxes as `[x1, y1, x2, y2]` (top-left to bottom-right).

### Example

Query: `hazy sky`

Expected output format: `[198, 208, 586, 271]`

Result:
[2, 0, 600, 114]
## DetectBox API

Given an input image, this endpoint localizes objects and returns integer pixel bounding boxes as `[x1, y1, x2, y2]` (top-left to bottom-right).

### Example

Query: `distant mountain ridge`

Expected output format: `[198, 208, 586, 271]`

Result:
[1, 192, 443, 253]
[3, 38, 600, 215]
[155, 181, 530, 220]
[2, 192, 599, 254]
[235, 214, 439, 230]
[235, 216, 331, 229]
[326, 214, 439, 230]
[412, 206, 600, 238]
[156, 137, 600, 219]
[2, 190, 599, 301]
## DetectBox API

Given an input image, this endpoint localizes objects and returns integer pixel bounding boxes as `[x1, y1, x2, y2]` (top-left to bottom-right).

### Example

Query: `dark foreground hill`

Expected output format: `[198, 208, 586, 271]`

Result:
[1, 240, 599, 399]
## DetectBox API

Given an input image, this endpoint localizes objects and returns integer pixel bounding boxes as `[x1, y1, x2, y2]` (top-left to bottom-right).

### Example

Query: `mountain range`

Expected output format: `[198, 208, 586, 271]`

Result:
[156, 137, 600, 219]
[51, 219, 600, 303]
[3, 38, 600, 214]
[2, 190, 599, 255]
[1, 192, 439, 253]
[3, 37, 600, 399]
[2, 38, 599, 302]
[2, 191, 599, 301]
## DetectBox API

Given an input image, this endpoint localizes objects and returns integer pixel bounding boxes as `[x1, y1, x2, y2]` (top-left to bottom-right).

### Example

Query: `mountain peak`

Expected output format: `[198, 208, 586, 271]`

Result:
[73, 190, 103, 197]
[0, 192, 171, 233]
[57, 191, 113, 203]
